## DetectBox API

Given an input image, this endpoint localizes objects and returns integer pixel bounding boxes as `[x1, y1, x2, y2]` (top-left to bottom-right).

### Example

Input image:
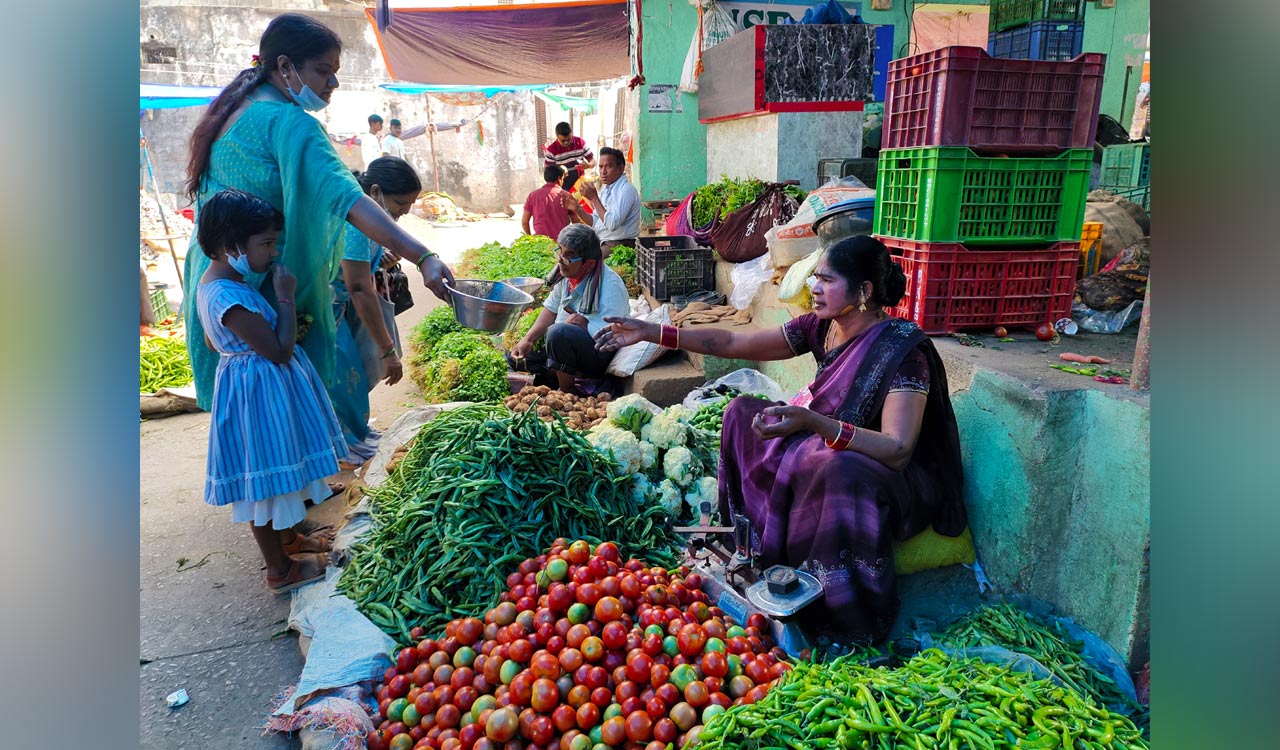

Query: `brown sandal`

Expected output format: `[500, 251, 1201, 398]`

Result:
[265, 553, 329, 594]
[282, 531, 334, 555]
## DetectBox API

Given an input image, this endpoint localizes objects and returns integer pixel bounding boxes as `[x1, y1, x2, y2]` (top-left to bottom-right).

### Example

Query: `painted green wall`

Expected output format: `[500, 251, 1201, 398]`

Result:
[635, 1, 708, 206]
[1082, 0, 1150, 127]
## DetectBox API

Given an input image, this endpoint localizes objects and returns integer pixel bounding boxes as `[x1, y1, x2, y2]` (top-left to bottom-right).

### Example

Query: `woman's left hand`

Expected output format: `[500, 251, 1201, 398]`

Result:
[383, 353, 403, 386]
[751, 405, 817, 441]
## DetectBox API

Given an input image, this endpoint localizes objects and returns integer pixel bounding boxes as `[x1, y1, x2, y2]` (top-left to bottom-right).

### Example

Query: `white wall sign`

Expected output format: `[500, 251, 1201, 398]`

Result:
[718, 0, 864, 33]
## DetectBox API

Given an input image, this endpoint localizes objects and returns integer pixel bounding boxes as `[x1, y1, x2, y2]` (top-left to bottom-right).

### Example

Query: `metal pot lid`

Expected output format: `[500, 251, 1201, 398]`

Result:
[811, 196, 877, 232]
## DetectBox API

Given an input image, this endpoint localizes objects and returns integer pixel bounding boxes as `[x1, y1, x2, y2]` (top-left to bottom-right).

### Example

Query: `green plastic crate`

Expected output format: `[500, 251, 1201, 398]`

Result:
[149, 285, 170, 323]
[1100, 142, 1150, 189]
[874, 147, 1092, 245]
[990, 0, 1084, 32]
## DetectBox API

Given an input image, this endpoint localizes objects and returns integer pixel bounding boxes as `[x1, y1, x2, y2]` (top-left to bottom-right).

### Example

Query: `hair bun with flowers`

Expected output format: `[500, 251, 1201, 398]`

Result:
[251, 54, 261, 68]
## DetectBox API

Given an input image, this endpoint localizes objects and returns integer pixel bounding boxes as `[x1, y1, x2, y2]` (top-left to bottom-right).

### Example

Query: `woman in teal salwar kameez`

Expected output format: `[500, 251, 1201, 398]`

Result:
[181, 13, 453, 423]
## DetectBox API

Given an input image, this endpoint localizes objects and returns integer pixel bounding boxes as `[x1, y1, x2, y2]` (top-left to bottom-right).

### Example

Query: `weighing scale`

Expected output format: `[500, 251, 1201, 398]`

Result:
[674, 502, 825, 657]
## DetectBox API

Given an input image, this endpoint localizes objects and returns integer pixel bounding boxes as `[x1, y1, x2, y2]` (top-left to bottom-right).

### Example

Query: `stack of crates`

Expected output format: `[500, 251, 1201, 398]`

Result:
[875, 46, 1106, 334]
[988, 0, 1086, 62]
[1098, 142, 1150, 211]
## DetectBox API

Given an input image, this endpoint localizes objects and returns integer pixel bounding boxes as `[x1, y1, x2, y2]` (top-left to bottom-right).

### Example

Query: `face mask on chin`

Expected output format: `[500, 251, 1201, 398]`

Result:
[227, 251, 254, 277]
[283, 63, 328, 112]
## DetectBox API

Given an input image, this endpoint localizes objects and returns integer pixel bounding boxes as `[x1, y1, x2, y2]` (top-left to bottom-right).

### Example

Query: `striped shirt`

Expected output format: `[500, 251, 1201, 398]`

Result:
[544, 136, 595, 169]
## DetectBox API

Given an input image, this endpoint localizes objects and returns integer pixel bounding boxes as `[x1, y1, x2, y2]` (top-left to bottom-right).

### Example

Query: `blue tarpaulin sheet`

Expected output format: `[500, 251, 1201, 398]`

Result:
[141, 83, 223, 110]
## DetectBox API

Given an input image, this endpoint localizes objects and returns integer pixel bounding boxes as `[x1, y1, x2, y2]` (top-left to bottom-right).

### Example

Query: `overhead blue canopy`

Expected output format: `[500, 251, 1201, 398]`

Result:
[379, 82, 550, 97]
[141, 83, 223, 110]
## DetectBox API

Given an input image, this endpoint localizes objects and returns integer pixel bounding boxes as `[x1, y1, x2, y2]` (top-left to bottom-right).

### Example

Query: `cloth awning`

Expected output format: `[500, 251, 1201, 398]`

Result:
[140, 83, 222, 110]
[366, 0, 631, 86]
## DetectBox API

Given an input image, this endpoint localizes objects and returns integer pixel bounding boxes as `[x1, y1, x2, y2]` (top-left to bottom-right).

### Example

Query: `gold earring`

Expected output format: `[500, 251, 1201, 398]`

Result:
[858, 297, 867, 313]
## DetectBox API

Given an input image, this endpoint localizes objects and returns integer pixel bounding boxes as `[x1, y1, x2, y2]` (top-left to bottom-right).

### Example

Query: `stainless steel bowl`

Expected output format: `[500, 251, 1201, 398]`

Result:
[503, 276, 545, 296]
[447, 279, 535, 333]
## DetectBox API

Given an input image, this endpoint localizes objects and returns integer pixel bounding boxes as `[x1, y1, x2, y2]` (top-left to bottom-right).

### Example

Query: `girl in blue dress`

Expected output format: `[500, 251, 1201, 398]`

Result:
[329, 156, 422, 461]
[195, 189, 348, 594]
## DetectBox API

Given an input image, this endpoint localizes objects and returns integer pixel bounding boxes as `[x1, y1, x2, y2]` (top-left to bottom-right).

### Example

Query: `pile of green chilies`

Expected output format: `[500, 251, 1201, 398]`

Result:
[696, 649, 1147, 750]
[939, 604, 1140, 716]
[337, 404, 681, 645]
[139, 335, 193, 393]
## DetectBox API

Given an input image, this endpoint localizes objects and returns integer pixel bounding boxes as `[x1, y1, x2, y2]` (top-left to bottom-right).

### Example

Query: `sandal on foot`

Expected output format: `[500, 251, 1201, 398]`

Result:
[265, 553, 329, 595]
[282, 531, 334, 555]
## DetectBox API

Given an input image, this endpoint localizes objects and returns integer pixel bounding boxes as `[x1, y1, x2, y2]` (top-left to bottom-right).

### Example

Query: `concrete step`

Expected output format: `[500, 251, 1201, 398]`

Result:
[622, 351, 708, 407]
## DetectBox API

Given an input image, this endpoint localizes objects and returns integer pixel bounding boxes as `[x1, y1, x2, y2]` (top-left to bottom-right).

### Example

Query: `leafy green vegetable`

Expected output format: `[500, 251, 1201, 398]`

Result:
[408, 306, 463, 356]
[452, 349, 510, 403]
[501, 308, 545, 352]
[456, 234, 557, 281]
[429, 331, 495, 363]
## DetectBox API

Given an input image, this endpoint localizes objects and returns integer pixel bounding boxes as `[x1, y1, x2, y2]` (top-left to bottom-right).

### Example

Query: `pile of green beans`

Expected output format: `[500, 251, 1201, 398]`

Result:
[940, 604, 1140, 716]
[696, 649, 1148, 750]
[336, 404, 682, 645]
[139, 335, 193, 393]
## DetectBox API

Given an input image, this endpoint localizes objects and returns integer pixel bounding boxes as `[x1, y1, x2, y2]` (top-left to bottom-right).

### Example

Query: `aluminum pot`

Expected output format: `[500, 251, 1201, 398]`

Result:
[503, 276, 545, 296]
[446, 279, 535, 333]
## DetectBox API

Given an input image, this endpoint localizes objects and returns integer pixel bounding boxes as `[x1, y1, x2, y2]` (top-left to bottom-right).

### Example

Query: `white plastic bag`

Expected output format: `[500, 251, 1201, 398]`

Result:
[1072, 300, 1143, 334]
[683, 368, 788, 409]
[766, 177, 874, 268]
[607, 305, 671, 377]
[729, 253, 774, 310]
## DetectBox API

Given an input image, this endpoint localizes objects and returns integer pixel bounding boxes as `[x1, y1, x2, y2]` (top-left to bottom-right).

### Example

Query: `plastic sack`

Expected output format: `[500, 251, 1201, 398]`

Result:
[729, 253, 774, 310]
[607, 305, 671, 377]
[1072, 300, 1143, 334]
[766, 177, 874, 268]
[785, 0, 859, 25]
[893, 526, 976, 575]
[683, 368, 788, 410]
[778, 249, 821, 306]
[629, 297, 652, 317]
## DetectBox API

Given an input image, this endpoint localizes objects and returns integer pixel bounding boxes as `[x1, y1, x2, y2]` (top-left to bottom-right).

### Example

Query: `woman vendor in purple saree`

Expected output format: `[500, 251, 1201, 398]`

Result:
[594, 236, 967, 643]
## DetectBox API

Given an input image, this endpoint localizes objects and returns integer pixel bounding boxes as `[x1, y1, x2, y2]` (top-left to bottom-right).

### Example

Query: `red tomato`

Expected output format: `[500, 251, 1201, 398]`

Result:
[676, 624, 708, 656]
[455, 686, 479, 713]
[508, 640, 534, 664]
[558, 647, 584, 673]
[547, 584, 575, 613]
[650, 663, 671, 687]
[619, 574, 643, 599]
[590, 685, 613, 708]
[566, 624, 591, 649]
[551, 704, 578, 733]
[457, 618, 485, 646]
[530, 715, 555, 746]
[486, 707, 519, 743]
[601, 715, 628, 746]
[625, 652, 653, 684]
[412, 662, 434, 687]
[708, 691, 732, 708]
[451, 667, 475, 690]
[586, 666, 610, 690]
[747, 613, 768, 631]
[567, 683, 591, 708]
[594, 596, 624, 623]
[645, 696, 667, 719]
[684, 680, 710, 708]
[1035, 323, 1054, 341]
[367, 729, 393, 750]
[594, 542, 621, 563]
[397, 647, 420, 673]
[567, 540, 592, 564]
[389, 674, 411, 699]
[414, 691, 438, 717]
[530, 651, 561, 681]
[576, 701, 601, 730]
[624, 711, 654, 742]
[436, 704, 461, 729]
[600, 620, 629, 650]
[701, 651, 728, 679]
[458, 724, 483, 749]
[587, 556, 610, 579]
[705, 676, 723, 694]
[576, 582, 603, 607]
[530, 678, 559, 712]
[620, 696, 643, 716]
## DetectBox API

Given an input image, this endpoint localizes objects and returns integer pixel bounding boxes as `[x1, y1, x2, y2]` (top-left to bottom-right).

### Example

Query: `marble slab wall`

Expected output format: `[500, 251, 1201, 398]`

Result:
[764, 25, 878, 103]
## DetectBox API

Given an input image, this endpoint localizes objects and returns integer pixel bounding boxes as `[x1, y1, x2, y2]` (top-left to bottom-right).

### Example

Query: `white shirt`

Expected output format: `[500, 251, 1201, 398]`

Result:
[592, 175, 642, 242]
[382, 134, 405, 159]
[542, 266, 630, 337]
[360, 130, 383, 168]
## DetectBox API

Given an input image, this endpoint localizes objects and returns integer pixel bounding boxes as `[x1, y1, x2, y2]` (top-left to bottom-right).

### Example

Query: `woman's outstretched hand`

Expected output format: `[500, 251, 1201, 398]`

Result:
[751, 405, 817, 441]
[419, 255, 455, 303]
[594, 316, 655, 352]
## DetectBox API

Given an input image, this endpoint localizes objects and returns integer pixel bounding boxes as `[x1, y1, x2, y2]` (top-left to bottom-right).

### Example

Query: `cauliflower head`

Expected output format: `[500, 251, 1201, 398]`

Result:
[662, 445, 697, 487]
[630, 475, 652, 506]
[587, 424, 643, 475]
[684, 476, 719, 508]
[664, 404, 697, 425]
[638, 440, 659, 471]
[641, 411, 690, 451]
[655, 478, 683, 516]
[607, 393, 659, 434]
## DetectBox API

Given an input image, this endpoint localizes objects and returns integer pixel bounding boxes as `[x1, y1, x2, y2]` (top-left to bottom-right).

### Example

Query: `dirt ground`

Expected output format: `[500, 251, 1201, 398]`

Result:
[138, 217, 522, 749]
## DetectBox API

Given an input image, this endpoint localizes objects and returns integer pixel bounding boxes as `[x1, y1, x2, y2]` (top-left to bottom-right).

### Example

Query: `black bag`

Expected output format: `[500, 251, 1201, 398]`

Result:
[382, 265, 415, 315]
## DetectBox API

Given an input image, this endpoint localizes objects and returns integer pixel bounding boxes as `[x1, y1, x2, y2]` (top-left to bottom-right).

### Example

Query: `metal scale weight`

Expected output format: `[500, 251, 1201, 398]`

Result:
[674, 502, 825, 657]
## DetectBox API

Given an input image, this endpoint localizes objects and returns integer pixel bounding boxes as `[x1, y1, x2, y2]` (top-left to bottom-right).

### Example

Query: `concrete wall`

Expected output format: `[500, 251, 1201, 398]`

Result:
[632, 0, 707, 208]
[1082, 0, 1150, 127]
[706, 111, 863, 191]
[139, 0, 542, 212]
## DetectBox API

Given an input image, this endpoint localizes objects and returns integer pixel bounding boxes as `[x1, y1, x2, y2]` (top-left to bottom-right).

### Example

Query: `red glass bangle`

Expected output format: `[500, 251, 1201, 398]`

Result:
[826, 421, 855, 450]
[659, 324, 679, 349]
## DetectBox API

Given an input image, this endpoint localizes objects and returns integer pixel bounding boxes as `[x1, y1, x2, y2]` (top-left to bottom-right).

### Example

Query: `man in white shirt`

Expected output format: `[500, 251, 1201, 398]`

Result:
[360, 114, 384, 169]
[562, 147, 640, 256]
[382, 118, 406, 159]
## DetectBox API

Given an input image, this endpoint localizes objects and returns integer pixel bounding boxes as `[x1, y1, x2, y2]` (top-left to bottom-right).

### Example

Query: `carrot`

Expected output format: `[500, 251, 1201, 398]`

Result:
[1060, 352, 1112, 365]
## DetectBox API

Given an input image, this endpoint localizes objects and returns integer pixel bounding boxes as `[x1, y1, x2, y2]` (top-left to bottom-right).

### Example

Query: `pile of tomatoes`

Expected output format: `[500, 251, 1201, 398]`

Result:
[367, 539, 789, 750]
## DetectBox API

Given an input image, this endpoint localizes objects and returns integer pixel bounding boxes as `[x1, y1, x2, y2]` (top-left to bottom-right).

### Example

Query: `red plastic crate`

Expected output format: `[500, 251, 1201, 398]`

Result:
[880, 236, 1078, 334]
[884, 46, 1105, 154]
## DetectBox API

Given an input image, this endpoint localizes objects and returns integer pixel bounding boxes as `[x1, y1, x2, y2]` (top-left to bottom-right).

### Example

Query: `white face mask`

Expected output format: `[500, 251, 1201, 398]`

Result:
[283, 63, 328, 112]
[227, 250, 254, 277]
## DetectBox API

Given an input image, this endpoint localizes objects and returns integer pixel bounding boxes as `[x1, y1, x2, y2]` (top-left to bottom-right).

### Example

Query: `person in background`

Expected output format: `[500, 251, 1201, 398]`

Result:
[194, 189, 346, 594]
[594, 235, 968, 644]
[562, 146, 640, 257]
[521, 165, 576, 239]
[329, 156, 421, 463]
[381, 118, 406, 159]
[182, 12, 453, 420]
[141, 262, 157, 337]
[544, 121, 595, 192]
[360, 113, 384, 169]
[510, 224, 629, 393]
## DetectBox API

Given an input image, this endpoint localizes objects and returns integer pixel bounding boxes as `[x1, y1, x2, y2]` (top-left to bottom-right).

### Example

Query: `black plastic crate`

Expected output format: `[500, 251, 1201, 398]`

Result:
[637, 236, 716, 301]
